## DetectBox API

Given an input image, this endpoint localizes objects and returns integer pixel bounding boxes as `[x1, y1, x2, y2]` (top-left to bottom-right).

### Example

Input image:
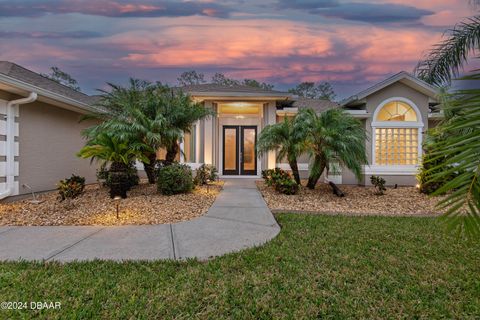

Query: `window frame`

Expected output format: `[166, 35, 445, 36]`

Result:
[371, 97, 424, 171]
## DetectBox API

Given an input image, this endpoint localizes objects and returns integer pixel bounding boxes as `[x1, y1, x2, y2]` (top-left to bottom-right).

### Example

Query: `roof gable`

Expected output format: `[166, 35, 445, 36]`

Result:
[341, 71, 438, 106]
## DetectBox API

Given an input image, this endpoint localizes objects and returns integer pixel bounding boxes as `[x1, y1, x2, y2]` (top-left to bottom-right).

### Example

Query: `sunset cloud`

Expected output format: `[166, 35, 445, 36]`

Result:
[0, 0, 233, 18]
[0, 0, 474, 98]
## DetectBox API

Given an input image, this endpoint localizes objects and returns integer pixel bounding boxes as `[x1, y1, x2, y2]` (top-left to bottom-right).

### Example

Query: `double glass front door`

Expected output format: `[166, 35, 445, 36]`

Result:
[223, 126, 257, 175]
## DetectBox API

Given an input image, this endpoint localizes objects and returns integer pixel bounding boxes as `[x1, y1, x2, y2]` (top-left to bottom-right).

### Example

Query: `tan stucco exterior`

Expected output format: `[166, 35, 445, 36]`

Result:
[340, 81, 434, 186]
[18, 100, 98, 194]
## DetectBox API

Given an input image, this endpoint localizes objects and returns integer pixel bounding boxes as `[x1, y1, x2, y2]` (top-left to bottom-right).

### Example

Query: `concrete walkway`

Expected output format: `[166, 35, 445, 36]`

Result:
[0, 179, 280, 262]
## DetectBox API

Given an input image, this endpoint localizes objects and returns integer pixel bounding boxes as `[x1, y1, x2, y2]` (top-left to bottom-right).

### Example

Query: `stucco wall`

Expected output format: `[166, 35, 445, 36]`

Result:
[341, 82, 431, 186]
[18, 101, 98, 194]
[364, 81, 430, 164]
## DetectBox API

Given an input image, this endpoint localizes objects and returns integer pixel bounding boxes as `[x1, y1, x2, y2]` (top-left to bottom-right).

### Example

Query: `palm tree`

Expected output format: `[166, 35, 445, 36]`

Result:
[83, 79, 164, 183]
[157, 88, 213, 164]
[256, 116, 306, 184]
[423, 73, 480, 237]
[78, 132, 149, 171]
[416, 15, 480, 86]
[416, 5, 480, 237]
[295, 108, 368, 189]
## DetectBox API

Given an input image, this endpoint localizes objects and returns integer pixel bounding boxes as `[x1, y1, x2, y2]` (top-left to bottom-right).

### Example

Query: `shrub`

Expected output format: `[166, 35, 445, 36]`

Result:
[370, 175, 386, 195]
[58, 174, 86, 201]
[275, 177, 299, 195]
[194, 164, 218, 185]
[417, 152, 455, 195]
[262, 168, 298, 195]
[157, 163, 194, 195]
[262, 168, 291, 187]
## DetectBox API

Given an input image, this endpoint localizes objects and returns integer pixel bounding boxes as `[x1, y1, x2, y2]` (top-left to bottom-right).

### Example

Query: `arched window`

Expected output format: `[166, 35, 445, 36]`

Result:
[376, 101, 417, 122]
[372, 98, 423, 166]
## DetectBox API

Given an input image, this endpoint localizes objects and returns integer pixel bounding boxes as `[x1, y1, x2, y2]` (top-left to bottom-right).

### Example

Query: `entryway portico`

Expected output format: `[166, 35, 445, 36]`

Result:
[181, 84, 292, 178]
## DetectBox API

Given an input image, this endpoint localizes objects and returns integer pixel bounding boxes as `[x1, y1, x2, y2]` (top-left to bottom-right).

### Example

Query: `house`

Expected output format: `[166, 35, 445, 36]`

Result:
[0, 61, 441, 199]
[0, 61, 100, 199]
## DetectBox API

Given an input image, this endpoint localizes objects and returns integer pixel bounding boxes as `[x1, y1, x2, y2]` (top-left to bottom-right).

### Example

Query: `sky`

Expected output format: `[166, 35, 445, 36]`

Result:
[0, 0, 477, 99]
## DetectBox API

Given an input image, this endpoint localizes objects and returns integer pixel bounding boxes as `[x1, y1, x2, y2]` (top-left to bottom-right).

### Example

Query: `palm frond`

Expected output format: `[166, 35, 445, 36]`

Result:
[416, 16, 480, 85]
[426, 72, 480, 238]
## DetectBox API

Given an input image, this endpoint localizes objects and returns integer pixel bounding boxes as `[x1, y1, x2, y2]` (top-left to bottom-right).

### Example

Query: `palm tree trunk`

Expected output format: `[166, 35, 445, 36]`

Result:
[307, 155, 326, 189]
[142, 153, 157, 184]
[165, 143, 179, 165]
[288, 160, 301, 185]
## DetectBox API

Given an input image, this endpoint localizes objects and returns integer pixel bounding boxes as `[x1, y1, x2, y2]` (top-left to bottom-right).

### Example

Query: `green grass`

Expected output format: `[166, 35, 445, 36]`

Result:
[1, 214, 479, 319]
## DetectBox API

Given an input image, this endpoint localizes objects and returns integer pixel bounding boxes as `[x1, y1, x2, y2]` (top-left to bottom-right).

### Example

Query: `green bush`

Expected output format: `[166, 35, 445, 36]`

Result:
[275, 177, 299, 195]
[262, 168, 298, 195]
[262, 168, 291, 187]
[194, 164, 218, 185]
[157, 163, 194, 195]
[370, 175, 386, 195]
[58, 174, 86, 201]
[417, 152, 455, 195]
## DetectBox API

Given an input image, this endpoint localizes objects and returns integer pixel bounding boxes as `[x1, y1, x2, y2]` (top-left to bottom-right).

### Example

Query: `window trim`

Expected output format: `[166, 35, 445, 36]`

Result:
[371, 97, 424, 170]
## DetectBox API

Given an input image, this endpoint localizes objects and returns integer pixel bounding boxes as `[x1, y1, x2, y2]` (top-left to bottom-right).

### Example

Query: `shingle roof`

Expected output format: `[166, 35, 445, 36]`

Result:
[0, 61, 98, 105]
[179, 83, 290, 97]
[292, 97, 340, 113]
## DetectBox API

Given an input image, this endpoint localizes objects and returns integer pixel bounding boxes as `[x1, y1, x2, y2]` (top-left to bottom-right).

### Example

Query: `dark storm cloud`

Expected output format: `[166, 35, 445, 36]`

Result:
[0, 0, 232, 18]
[276, 0, 434, 24]
[276, 0, 339, 9]
[0, 31, 103, 39]
[312, 3, 434, 23]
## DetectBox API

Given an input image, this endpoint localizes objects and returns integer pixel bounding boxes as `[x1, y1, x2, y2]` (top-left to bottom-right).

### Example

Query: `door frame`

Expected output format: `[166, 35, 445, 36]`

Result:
[222, 126, 240, 175]
[221, 125, 257, 176]
[240, 126, 257, 176]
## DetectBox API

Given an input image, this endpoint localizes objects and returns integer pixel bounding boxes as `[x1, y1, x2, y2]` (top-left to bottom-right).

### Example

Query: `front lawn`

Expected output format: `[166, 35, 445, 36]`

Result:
[1, 214, 479, 319]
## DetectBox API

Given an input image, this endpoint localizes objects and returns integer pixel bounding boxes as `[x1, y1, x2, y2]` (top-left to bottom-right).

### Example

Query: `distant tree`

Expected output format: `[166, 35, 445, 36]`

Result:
[317, 82, 336, 101]
[211, 73, 240, 86]
[211, 73, 274, 90]
[243, 79, 274, 90]
[177, 70, 206, 86]
[288, 81, 336, 100]
[288, 82, 317, 98]
[42, 66, 81, 91]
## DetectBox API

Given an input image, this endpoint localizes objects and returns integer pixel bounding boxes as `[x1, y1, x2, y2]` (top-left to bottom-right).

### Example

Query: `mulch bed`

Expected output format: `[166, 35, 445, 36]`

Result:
[0, 181, 223, 226]
[257, 181, 444, 216]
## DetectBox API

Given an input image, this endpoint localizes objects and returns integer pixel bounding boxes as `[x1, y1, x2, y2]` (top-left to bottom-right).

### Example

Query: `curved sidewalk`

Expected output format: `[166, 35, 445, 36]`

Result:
[0, 179, 280, 262]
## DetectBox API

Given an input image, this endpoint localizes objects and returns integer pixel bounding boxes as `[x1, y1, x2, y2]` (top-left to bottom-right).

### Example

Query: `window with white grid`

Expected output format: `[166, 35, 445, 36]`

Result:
[375, 128, 418, 165]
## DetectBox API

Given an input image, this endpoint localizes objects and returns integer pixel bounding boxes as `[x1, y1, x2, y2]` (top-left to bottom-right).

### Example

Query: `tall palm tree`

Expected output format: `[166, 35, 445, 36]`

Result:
[295, 108, 368, 189]
[416, 5, 480, 237]
[256, 116, 306, 184]
[83, 79, 164, 183]
[156, 88, 213, 164]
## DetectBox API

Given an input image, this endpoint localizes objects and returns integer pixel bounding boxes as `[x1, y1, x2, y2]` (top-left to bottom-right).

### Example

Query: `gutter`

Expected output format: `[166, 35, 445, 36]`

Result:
[0, 92, 37, 200]
[0, 73, 103, 114]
